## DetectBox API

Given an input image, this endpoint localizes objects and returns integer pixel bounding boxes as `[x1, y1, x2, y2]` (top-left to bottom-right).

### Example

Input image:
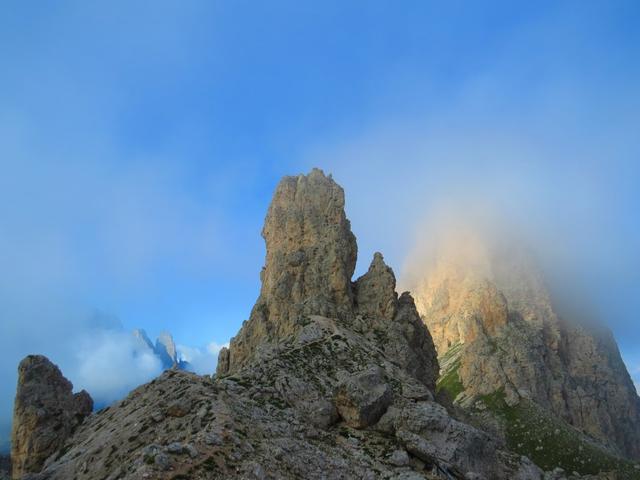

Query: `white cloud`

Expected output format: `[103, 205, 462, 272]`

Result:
[177, 341, 228, 375]
[69, 330, 163, 406]
[206, 341, 230, 356]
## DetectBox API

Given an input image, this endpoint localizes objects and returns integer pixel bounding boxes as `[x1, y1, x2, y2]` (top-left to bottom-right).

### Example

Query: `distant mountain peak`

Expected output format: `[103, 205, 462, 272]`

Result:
[130, 329, 191, 372]
[405, 224, 640, 463]
[154, 331, 178, 369]
[132, 328, 153, 351]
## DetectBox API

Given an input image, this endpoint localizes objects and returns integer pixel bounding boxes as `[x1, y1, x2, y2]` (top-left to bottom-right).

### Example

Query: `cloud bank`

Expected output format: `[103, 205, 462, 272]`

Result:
[177, 341, 229, 376]
[72, 330, 164, 406]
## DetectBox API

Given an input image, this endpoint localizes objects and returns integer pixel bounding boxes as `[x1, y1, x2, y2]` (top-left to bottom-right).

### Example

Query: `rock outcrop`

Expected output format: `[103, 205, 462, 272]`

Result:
[334, 366, 393, 428]
[405, 225, 640, 471]
[10, 355, 92, 478]
[13, 169, 639, 479]
[217, 169, 358, 374]
[218, 169, 438, 393]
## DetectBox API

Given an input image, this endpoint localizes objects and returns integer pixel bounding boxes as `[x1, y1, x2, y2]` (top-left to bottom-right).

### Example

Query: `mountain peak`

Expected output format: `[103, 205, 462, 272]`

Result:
[155, 331, 178, 369]
[406, 223, 640, 462]
[218, 169, 358, 374]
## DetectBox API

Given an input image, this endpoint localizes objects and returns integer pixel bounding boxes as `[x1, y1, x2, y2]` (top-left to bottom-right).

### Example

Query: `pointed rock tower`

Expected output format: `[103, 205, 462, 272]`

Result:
[217, 168, 436, 390]
[11, 355, 93, 478]
[218, 168, 357, 373]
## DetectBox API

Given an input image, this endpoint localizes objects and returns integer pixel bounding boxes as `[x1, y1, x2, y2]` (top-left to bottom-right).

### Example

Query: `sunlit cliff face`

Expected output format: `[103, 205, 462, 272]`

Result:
[400, 215, 557, 355]
[399, 212, 640, 460]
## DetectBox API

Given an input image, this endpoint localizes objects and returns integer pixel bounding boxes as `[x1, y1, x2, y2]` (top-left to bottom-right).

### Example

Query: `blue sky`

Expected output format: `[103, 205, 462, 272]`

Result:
[1, 0, 639, 449]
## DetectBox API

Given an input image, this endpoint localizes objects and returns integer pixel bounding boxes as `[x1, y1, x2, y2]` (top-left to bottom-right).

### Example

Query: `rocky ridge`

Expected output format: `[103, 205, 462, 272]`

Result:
[406, 226, 640, 475]
[10, 169, 637, 479]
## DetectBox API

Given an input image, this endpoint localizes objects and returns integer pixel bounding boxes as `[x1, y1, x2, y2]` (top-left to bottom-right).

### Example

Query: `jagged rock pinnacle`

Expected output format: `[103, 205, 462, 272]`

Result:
[11, 355, 93, 478]
[217, 169, 439, 394]
[354, 251, 397, 321]
[155, 331, 178, 369]
[218, 168, 358, 373]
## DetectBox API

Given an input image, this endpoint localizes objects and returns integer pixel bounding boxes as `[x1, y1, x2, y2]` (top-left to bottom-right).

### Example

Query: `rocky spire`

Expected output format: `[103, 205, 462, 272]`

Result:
[11, 355, 93, 478]
[155, 331, 178, 369]
[218, 169, 438, 390]
[259, 168, 357, 320]
[218, 169, 357, 374]
[354, 252, 439, 391]
[354, 252, 397, 321]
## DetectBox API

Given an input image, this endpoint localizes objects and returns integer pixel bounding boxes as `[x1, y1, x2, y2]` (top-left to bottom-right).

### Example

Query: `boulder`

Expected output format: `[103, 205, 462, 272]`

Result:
[334, 366, 392, 428]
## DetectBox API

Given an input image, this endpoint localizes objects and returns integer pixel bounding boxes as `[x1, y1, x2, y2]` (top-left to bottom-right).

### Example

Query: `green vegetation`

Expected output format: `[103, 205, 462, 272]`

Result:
[435, 358, 463, 399]
[435, 343, 464, 400]
[476, 390, 640, 479]
[440, 342, 464, 364]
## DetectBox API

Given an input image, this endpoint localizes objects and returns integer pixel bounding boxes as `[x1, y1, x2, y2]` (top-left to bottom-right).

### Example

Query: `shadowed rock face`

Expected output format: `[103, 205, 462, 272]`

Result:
[11, 355, 92, 478]
[408, 231, 640, 461]
[354, 254, 439, 392]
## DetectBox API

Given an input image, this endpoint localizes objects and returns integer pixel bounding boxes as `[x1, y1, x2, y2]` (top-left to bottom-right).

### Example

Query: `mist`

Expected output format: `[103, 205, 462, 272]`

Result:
[298, 4, 640, 390]
[300, 107, 640, 381]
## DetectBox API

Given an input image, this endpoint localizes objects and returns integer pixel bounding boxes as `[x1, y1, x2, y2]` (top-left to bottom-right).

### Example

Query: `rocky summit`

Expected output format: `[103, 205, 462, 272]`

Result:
[406, 226, 640, 476]
[9, 169, 640, 480]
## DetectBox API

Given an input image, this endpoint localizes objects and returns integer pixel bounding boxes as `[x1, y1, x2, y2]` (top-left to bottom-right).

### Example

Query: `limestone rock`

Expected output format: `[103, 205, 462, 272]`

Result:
[354, 253, 439, 390]
[30, 321, 542, 480]
[218, 170, 438, 390]
[388, 449, 410, 467]
[20, 170, 586, 479]
[165, 397, 191, 417]
[216, 346, 230, 376]
[354, 252, 397, 320]
[155, 331, 178, 369]
[407, 227, 640, 461]
[10, 355, 93, 478]
[334, 366, 393, 428]
[395, 401, 500, 476]
[386, 291, 439, 391]
[219, 168, 357, 374]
